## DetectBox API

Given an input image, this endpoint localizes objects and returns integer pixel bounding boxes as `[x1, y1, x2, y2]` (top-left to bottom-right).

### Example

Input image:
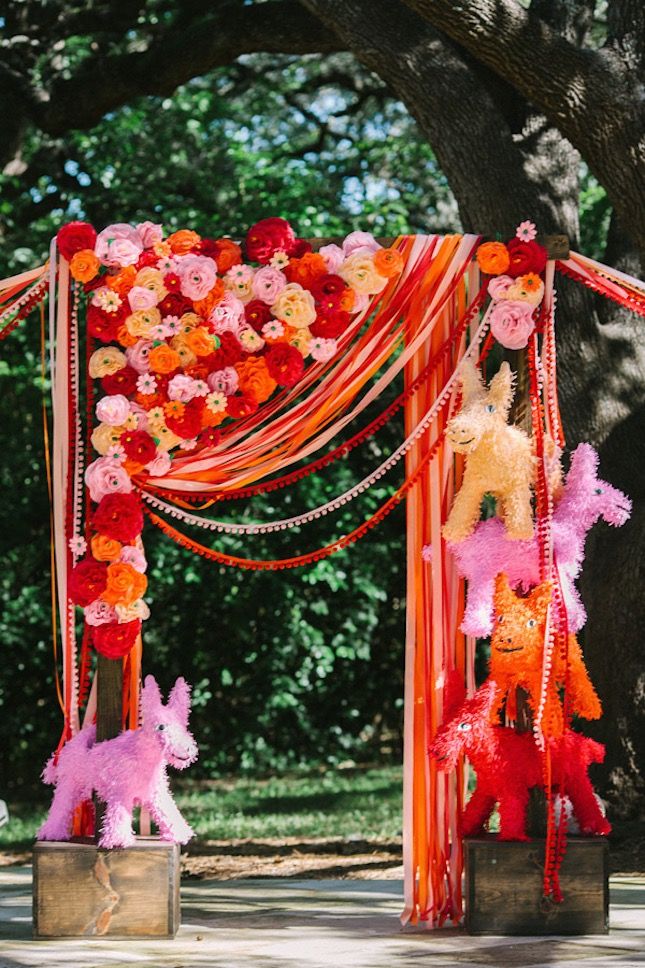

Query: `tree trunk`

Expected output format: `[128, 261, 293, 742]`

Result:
[305, 0, 645, 813]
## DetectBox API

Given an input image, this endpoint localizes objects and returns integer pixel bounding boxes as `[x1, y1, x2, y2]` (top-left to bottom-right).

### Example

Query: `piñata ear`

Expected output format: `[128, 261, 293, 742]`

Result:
[470, 679, 497, 716]
[487, 361, 514, 415]
[141, 675, 163, 720]
[168, 677, 191, 727]
[443, 669, 467, 722]
[567, 442, 599, 485]
[459, 359, 485, 403]
[494, 573, 517, 612]
[527, 580, 552, 615]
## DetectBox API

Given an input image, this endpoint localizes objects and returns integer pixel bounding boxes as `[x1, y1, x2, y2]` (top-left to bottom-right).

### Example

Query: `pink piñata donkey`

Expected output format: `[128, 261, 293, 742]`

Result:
[429, 679, 610, 840]
[38, 676, 198, 848]
[447, 443, 631, 636]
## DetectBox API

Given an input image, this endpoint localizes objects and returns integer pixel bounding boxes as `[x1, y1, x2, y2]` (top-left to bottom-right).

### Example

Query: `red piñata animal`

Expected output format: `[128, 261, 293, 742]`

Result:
[430, 680, 610, 840]
[490, 574, 601, 734]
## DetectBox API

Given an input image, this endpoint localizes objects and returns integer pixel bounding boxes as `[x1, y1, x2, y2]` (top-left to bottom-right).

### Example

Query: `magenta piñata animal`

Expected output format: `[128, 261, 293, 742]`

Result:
[38, 676, 198, 848]
[448, 443, 631, 636]
[429, 680, 610, 840]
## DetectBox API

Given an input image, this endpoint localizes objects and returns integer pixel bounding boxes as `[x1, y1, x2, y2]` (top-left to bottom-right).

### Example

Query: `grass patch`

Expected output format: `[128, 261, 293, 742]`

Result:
[0, 765, 402, 849]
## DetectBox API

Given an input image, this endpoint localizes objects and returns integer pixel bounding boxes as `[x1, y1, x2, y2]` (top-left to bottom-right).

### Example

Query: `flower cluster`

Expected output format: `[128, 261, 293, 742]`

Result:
[475, 221, 548, 350]
[60, 217, 403, 656]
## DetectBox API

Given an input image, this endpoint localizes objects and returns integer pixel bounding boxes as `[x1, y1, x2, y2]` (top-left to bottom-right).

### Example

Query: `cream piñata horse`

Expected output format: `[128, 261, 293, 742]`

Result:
[442, 360, 535, 542]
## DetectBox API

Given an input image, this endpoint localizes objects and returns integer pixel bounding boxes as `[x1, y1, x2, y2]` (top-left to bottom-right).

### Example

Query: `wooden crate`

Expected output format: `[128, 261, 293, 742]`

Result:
[465, 837, 609, 935]
[33, 837, 180, 938]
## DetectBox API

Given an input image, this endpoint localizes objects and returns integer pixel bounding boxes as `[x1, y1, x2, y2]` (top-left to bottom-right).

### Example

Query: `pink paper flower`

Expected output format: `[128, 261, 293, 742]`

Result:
[309, 337, 337, 362]
[95, 223, 143, 268]
[145, 452, 172, 479]
[487, 275, 515, 301]
[251, 266, 287, 305]
[207, 367, 239, 396]
[85, 456, 133, 503]
[516, 220, 538, 243]
[126, 340, 154, 374]
[489, 300, 535, 350]
[95, 394, 130, 426]
[119, 545, 148, 573]
[342, 231, 380, 256]
[128, 286, 159, 312]
[177, 254, 218, 301]
[168, 374, 198, 403]
[137, 221, 164, 249]
[209, 292, 245, 334]
[84, 600, 118, 627]
[318, 244, 345, 273]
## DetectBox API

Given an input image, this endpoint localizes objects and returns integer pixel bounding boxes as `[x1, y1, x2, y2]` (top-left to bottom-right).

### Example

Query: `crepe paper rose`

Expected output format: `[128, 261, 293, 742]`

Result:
[92, 619, 141, 659]
[69, 559, 108, 607]
[250, 265, 287, 305]
[265, 343, 305, 388]
[91, 287, 122, 314]
[311, 310, 350, 340]
[106, 264, 137, 295]
[95, 223, 144, 268]
[84, 600, 118, 627]
[238, 327, 265, 352]
[342, 231, 380, 257]
[119, 429, 157, 465]
[209, 291, 246, 334]
[476, 241, 510, 275]
[208, 238, 242, 273]
[87, 304, 122, 344]
[310, 337, 338, 362]
[116, 599, 151, 624]
[317, 244, 344, 273]
[246, 217, 296, 264]
[340, 253, 388, 295]
[145, 451, 172, 478]
[127, 285, 159, 312]
[270, 283, 316, 328]
[168, 373, 199, 403]
[487, 274, 515, 301]
[235, 357, 277, 404]
[165, 399, 204, 439]
[92, 492, 144, 544]
[167, 229, 201, 254]
[174, 254, 217, 301]
[102, 561, 148, 607]
[516, 220, 538, 243]
[209, 330, 245, 368]
[126, 307, 162, 339]
[225, 264, 254, 301]
[311, 273, 346, 303]
[85, 455, 132, 503]
[137, 221, 164, 249]
[70, 249, 100, 283]
[506, 237, 548, 278]
[148, 344, 181, 374]
[285, 253, 327, 289]
[126, 339, 156, 375]
[94, 394, 129, 428]
[134, 266, 168, 300]
[205, 390, 227, 413]
[262, 320, 284, 341]
[490, 300, 536, 349]
[119, 544, 148, 573]
[155, 424, 183, 452]
[57, 221, 98, 261]
[185, 327, 217, 358]
[91, 533, 123, 563]
[68, 535, 87, 557]
[193, 282, 226, 320]
[89, 347, 127, 379]
[101, 365, 139, 397]
[227, 392, 259, 419]
[244, 300, 273, 333]
[511, 273, 545, 305]
[91, 423, 125, 456]
[288, 328, 311, 357]
[374, 247, 404, 278]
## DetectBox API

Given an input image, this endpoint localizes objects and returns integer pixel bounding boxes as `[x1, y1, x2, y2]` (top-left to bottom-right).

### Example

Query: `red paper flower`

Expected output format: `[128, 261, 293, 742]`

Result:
[92, 619, 141, 659]
[311, 274, 346, 302]
[92, 492, 144, 543]
[101, 365, 139, 396]
[121, 429, 157, 464]
[265, 343, 305, 388]
[57, 221, 97, 261]
[158, 292, 192, 317]
[136, 250, 159, 271]
[69, 559, 108, 607]
[209, 331, 245, 369]
[227, 392, 259, 419]
[87, 305, 123, 344]
[310, 310, 350, 340]
[244, 300, 273, 333]
[506, 238, 548, 278]
[165, 398, 204, 439]
[245, 218, 296, 264]
[290, 239, 313, 259]
[199, 427, 221, 448]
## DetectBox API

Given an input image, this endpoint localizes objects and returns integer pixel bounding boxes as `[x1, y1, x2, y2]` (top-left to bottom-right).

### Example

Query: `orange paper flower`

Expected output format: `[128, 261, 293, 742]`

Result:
[164, 400, 185, 419]
[213, 238, 243, 273]
[91, 534, 123, 562]
[193, 279, 225, 318]
[185, 326, 216, 358]
[69, 249, 100, 283]
[148, 344, 181, 374]
[476, 241, 510, 275]
[116, 324, 139, 348]
[374, 247, 404, 278]
[285, 253, 327, 289]
[339, 288, 355, 312]
[106, 265, 137, 295]
[235, 357, 277, 404]
[102, 561, 147, 607]
[518, 272, 542, 292]
[167, 229, 201, 254]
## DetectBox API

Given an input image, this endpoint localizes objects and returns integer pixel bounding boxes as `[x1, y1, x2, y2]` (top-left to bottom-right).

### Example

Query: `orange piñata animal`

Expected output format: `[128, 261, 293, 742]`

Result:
[489, 574, 602, 735]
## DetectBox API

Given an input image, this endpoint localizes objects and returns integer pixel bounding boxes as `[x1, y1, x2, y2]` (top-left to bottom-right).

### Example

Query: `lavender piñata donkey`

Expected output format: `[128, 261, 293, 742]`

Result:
[38, 676, 198, 848]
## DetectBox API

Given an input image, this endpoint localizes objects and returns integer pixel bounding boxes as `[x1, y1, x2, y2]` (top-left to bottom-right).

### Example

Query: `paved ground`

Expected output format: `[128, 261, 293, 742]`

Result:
[0, 867, 643, 967]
